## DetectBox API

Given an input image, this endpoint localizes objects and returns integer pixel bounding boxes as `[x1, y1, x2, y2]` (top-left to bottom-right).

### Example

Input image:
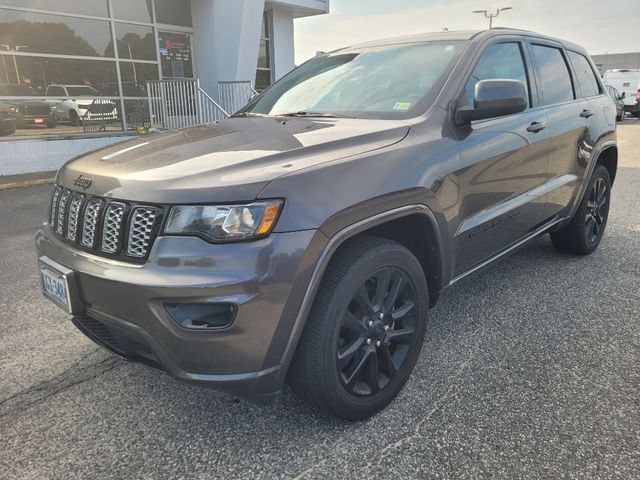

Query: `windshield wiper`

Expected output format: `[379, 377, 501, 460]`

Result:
[277, 111, 354, 119]
[231, 112, 269, 118]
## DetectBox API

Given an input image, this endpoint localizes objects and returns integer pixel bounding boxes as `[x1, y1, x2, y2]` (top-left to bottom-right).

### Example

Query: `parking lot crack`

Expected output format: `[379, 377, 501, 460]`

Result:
[0, 353, 123, 420]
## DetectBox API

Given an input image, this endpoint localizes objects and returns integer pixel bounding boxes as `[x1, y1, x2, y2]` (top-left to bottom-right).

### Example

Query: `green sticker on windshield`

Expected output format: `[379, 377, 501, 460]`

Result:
[393, 102, 412, 111]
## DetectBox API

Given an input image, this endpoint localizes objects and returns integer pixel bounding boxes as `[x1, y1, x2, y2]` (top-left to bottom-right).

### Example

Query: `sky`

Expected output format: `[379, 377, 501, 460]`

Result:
[294, 0, 640, 64]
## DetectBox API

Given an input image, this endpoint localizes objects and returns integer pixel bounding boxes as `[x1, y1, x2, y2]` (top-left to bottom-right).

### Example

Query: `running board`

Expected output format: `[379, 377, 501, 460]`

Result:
[449, 217, 564, 285]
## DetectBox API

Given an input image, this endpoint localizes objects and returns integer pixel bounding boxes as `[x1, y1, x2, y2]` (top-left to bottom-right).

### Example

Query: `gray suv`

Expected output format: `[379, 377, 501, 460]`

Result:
[36, 29, 618, 420]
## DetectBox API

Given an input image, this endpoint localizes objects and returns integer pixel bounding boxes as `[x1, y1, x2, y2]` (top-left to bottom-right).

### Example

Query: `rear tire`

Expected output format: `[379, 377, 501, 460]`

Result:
[69, 110, 81, 127]
[289, 236, 428, 420]
[550, 165, 611, 255]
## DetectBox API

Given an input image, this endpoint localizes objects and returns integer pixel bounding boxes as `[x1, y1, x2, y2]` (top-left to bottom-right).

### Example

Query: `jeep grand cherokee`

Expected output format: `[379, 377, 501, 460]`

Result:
[36, 29, 618, 420]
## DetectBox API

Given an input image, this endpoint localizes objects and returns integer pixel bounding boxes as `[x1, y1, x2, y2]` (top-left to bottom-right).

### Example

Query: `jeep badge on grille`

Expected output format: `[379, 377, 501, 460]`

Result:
[73, 174, 92, 191]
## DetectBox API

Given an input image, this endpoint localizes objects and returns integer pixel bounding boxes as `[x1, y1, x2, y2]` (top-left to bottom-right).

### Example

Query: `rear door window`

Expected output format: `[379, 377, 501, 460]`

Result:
[531, 44, 575, 105]
[462, 42, 530, 108]
[568, 51, 601, 97]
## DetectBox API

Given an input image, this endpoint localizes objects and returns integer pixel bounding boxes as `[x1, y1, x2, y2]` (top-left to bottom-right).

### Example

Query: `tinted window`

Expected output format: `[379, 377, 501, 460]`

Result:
[531, 45, 574, 105]
[463, 42, 529, 108]
[568, 51, 601, 97]
[111, 0, 153, 22]
[0, 10, 112, 57]
[47, 86, 66, 96]
[0, 1, 108, 17]
[155, 0, 192, 26]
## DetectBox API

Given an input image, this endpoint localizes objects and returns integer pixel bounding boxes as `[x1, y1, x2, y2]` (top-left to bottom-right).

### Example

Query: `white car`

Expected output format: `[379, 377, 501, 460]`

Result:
[602, 69, 640, 117]
[45, 85, 118, 126]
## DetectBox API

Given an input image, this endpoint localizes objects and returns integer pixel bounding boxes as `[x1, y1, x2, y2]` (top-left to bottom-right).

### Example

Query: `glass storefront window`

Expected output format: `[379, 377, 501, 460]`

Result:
[154, 0, 192, 27]
[0, 1, 108, 17]
[115, 23, 156, 61]
[110, 0, 153, 23]
[0, 10, 113, 57]
[0, 55, 117, 94]
[158, 32, 193, 78]
[118, 62, 159, 95]
[255, 12, 272, 91]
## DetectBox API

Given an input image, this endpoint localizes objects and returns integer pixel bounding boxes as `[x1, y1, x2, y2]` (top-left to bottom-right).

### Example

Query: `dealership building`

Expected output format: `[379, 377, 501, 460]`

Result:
[0, 0, 329, 175]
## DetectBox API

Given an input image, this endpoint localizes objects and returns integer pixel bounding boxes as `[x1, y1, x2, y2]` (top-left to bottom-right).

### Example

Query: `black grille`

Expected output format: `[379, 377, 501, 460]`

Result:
[49, 185, 163, 263]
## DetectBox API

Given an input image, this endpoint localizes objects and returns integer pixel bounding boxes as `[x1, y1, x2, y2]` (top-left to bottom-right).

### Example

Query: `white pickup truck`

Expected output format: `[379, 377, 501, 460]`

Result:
[602, 69, 640, 117]
[45, 85, 118, 126]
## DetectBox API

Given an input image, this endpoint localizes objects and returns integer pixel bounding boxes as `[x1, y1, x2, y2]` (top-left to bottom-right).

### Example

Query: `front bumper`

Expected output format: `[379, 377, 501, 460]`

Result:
[36, 226, 327, 396]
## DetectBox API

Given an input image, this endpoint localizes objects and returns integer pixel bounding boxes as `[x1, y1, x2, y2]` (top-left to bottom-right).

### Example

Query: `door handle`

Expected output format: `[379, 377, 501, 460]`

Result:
[580, 109, 594, 118]
[526, 121, 547, 133]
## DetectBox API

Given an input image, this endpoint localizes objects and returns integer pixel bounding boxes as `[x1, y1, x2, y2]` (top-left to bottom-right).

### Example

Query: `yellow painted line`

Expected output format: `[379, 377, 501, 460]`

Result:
[0, 177, 55, 191]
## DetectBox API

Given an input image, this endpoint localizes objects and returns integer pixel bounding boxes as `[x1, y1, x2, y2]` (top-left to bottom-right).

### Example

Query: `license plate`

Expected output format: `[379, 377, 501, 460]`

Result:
[34, 118, 44, 124]
[39, 259, 72, 313]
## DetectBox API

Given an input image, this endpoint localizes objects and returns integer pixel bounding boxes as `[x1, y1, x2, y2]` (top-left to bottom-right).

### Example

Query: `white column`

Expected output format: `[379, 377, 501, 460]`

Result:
[270, 7, 295, 80]
[191, 0, 266, 99]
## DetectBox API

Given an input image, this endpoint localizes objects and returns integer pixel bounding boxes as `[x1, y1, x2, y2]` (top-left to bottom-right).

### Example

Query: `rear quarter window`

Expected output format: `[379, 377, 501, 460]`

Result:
[531, 44, 575, 105]
[568, 51, 601, 97]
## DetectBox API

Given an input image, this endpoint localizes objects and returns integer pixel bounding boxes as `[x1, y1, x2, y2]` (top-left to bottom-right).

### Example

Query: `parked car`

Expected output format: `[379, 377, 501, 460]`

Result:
[0, 84, 57, 128]
[37, 29, 618, 420]
[45, 84, 118, 126]
[0, 101, 16, 136]
[602, 69, 640, 117]
[605, 84, 626, 121]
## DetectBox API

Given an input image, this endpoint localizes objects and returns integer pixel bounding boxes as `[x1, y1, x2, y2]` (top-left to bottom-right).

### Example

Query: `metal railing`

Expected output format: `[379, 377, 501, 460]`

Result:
[147, 79, 229, 130]
[218, 80, 259, 116]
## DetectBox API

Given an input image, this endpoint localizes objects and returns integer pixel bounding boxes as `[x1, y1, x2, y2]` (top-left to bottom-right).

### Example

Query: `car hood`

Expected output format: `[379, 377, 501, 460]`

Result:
[57, 117, 410, 203]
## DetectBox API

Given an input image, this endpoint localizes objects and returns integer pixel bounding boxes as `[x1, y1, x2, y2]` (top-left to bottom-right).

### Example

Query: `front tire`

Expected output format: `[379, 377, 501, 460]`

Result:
[550, 165, 611, 255]
[289, 236, 428, 420]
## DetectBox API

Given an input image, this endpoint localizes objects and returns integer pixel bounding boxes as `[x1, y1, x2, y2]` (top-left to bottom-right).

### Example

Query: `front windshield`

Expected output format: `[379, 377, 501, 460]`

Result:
[66, 86, 98, 96]
[245, 41, 465, 119]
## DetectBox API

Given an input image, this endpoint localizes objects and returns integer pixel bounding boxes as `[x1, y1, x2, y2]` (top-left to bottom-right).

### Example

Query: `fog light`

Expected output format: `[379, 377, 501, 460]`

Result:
[165, 303, 236, 330]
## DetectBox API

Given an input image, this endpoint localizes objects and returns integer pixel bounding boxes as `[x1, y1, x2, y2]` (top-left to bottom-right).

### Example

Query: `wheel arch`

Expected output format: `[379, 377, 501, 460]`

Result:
[595, 145, 618, 186]
[279, 204, 447, 368]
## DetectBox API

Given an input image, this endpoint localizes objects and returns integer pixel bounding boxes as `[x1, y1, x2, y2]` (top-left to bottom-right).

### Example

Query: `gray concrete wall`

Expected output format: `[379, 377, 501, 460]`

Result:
[592, 52, 640, 75]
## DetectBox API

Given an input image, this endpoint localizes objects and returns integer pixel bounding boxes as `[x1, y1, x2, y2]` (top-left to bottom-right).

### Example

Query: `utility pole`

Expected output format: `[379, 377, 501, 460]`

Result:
[472, 7, 512, 28]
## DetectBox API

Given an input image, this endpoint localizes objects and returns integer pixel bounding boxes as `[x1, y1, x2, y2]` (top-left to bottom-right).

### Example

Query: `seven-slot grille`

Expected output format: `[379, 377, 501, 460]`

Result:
[49, 186, 162, 261]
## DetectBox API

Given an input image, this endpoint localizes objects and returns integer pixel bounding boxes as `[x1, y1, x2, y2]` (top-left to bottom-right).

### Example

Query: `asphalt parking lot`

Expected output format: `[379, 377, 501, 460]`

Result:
[1, 119, 639, 479]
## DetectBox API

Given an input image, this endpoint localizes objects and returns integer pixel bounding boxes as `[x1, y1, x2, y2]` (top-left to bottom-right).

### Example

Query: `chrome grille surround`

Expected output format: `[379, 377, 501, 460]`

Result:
[66, 194, 85, 241]
[81, 199, 102, 248]
[55, 189, 71, 235]
[100, 202, 126, 253]
[50, 186, 62, 226]
[127, 207, 158, 258]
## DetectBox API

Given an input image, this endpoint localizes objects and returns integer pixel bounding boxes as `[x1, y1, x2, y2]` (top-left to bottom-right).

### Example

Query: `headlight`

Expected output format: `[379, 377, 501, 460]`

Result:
[164, 200, 283, 242]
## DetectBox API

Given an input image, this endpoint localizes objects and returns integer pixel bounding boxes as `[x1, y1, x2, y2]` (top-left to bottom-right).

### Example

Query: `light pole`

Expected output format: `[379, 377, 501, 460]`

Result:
[472, 7, 512, 28]
[0, 44, 29, 84]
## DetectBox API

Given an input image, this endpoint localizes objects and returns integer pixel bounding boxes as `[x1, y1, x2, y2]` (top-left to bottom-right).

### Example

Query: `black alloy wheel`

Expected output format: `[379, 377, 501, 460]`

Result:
[550, 164, 611, 255]
[289, 236, 428, 420]
[337, 267, 417, 396]
[584, 177, 608, 246]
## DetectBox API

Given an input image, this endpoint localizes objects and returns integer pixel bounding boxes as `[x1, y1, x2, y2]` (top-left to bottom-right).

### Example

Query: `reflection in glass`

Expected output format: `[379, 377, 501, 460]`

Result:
[0, 1, 108, 17]
[257, 40, 270, 69]
[118, 62, 159, 96]
[155, 0, 192, 26]
[114, 23, 156, 61]
[158, 32, 193, 78]
[2, 56, 117, 93]
[0, 9, 112, 57]
[111, 0, 153, 22]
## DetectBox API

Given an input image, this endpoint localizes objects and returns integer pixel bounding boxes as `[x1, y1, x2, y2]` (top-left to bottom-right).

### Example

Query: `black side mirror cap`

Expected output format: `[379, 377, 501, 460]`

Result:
[456, 79, 528, 124]
[620, 92, 626, 99]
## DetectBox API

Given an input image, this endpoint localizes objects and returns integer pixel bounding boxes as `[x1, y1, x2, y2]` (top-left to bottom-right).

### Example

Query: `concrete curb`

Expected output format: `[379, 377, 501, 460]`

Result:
[0, 177, 55, 191]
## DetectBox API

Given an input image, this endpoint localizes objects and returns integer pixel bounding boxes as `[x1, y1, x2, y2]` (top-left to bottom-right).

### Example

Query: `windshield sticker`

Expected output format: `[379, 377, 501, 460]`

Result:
[393, 102, 412, 111]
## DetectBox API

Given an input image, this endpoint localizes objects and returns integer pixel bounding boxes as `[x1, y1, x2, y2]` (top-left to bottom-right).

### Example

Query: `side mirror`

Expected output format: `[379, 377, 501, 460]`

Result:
[456, 79, 527, 124]
[620, 92, 626, 99]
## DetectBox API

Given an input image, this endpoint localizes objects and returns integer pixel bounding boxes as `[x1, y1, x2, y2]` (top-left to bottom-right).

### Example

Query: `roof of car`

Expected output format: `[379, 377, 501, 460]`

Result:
[335, 28, 586, 54]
